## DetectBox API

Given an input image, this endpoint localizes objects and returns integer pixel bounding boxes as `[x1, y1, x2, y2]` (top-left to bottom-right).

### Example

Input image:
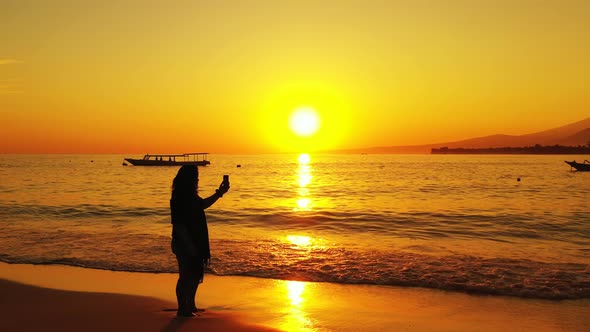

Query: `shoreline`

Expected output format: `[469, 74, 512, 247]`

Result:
[1, 262, 589, 331]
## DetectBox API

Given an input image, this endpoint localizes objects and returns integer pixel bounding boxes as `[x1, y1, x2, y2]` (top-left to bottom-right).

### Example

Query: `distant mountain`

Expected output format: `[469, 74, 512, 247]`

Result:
[556, 128, 590, 146]
[335, 117, 590, 154]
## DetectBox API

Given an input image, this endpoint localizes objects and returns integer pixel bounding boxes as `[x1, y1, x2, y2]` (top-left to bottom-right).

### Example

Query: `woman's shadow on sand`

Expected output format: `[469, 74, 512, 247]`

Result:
[160, 316, 188, 332]
[160, 307, 210, 332]
[160, 308, 197, 332]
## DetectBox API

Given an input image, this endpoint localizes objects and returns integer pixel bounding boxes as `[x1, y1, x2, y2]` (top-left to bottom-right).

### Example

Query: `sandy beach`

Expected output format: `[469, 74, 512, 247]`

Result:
[0, 262, 588, 332]
[0, 264, 280, 332]
[0, 278, 279, 332]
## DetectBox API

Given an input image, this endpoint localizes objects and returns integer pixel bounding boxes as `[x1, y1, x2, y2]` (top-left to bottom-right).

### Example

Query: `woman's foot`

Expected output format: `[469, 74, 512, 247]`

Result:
[176, 310, 196, 317]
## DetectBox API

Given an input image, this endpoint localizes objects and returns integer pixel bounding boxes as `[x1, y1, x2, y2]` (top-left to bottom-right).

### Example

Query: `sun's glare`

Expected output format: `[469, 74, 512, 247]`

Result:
[286, 280, 306, 306]
[289, 107, 320, 137]
[297, 153, 311, 165]
[286, 235, 312, 247]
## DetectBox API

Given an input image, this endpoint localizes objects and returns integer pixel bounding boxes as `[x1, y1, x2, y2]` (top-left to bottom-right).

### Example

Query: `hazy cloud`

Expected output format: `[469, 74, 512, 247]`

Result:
[0, 79, 24, 94]
[0, 59, 22, 65]
[0, 89, 23, 94]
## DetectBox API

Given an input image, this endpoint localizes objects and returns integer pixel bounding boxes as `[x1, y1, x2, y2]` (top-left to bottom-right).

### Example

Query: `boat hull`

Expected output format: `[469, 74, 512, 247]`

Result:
[565, 161, 590, 172]
[124, 159, 210, 166]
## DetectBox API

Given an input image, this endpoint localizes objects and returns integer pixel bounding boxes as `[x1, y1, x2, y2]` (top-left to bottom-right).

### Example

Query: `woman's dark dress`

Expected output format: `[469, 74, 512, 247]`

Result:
[170, 195, 210, 283]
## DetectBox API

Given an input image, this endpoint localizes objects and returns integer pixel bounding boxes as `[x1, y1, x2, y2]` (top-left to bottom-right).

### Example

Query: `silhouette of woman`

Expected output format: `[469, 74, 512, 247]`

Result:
[170, 165, 229, 317]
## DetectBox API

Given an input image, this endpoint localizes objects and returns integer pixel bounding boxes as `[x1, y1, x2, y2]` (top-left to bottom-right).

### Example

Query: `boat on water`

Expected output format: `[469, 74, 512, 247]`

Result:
[124, 153, 211, 166]
[565, 160, 590, 172]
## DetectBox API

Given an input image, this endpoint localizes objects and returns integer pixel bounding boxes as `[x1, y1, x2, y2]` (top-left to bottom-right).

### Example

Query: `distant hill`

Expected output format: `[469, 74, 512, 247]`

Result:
[557, 128, 590, 146]
[334, 117, 590, 154]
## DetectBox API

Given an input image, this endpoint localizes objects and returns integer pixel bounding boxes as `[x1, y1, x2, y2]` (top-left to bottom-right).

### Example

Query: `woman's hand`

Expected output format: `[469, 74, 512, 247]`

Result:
[217, 180, 230, 195]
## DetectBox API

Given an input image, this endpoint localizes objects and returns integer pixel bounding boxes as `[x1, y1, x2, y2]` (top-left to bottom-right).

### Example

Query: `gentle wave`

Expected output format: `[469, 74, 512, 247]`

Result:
[209, 210, 590, 244]
[3, 203, 587, 244]
[211, 239, 590, 300]
[0, 203, 169, 219]
[1, 235, 588, 300]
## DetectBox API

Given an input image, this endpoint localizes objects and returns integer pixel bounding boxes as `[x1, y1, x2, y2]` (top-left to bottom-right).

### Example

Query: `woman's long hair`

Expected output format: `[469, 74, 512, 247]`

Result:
[171, 165, 198, 200]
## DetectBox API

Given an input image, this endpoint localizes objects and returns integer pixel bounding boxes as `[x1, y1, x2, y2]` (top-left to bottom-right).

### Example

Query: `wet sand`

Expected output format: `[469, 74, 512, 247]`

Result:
[0, 278, 278, 332]
[0, 262, 588, 331]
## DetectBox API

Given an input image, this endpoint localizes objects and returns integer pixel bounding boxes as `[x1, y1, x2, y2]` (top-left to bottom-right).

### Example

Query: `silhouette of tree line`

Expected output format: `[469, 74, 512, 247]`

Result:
[431, 144, 590, 154]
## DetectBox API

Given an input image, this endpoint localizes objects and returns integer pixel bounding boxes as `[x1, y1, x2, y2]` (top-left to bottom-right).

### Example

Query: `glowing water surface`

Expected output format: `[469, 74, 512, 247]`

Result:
[0, 154, 588, 300]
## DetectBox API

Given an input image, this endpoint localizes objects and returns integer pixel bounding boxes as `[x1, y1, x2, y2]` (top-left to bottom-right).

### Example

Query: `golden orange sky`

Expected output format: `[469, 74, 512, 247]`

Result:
[1, 1, 589, 154]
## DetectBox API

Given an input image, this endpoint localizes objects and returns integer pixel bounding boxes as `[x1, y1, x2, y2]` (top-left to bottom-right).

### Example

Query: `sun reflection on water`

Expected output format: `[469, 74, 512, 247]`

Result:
[287, 280, 306, 306]
[298, 153, 311, 164]
[298, 174, 312, 188]
[296, 197, 311, 210]
[294, 153, 313, 211]
[286, 235, 312, 247]
[279, 280, 315, 332]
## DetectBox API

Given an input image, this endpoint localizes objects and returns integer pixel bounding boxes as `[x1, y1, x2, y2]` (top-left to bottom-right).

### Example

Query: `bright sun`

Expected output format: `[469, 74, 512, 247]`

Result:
[289, 107, 320, 137]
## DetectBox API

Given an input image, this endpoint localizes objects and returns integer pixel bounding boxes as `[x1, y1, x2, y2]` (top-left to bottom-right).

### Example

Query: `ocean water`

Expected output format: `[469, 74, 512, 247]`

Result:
[0, 154, 588, 300]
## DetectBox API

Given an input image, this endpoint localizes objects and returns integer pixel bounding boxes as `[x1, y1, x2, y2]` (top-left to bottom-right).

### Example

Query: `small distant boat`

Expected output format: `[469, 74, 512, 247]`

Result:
[124, 153, 211, 166]
[565, 160, 590, 172]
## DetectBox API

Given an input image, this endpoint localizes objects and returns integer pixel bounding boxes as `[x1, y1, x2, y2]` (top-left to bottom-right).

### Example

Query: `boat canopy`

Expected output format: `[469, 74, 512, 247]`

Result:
[142, 153, 209, 161]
